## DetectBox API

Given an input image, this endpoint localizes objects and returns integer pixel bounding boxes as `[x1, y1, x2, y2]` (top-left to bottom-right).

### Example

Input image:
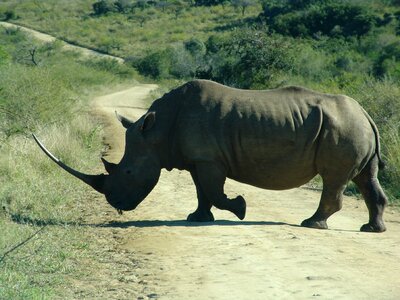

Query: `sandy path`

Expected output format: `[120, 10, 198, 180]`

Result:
[0, 21, 124, 63]
[87, 85, 400, 300]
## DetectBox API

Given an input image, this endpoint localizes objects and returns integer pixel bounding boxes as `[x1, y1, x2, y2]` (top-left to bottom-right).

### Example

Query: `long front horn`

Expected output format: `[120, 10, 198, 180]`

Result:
[32, 134, 105, 193]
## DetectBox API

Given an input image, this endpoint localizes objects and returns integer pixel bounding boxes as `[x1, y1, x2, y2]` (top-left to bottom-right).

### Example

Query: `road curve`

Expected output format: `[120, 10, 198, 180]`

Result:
[0, 21, 124, 63]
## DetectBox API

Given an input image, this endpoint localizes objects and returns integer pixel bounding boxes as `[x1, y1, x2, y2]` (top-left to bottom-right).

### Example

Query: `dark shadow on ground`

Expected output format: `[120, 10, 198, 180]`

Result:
[99, 219, 300, 228]
[8, 212, 301, 229]
[9, 213, 81, 227]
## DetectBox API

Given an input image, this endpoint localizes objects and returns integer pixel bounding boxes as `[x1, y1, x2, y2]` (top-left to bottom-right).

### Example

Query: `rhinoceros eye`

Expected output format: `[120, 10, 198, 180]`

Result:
[125, 169, 132, 175]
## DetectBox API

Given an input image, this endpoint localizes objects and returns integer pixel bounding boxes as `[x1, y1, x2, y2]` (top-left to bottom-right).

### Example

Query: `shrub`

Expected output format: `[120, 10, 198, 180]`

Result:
[133, 44, 198, 79]
[374, 41, 400, 80]
[114, 0, 134, 13]
[185, 38, 205, 56]
[1, 9, 16, 21]
[195, 0, 225, 6]
[210, 29, 299, 88]
[262, 1, 377, 38]
[133, 50, 171, 78]
[92, 0, 116, 15]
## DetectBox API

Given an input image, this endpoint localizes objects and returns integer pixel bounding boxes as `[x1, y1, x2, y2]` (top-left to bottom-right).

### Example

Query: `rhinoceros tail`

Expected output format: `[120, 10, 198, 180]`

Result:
[360, 107, 385, 170]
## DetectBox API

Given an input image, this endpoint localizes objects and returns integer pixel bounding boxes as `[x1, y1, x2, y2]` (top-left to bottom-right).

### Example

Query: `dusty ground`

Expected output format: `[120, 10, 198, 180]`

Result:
[80, 85, 400, 300]
[5, 21, 399, 299]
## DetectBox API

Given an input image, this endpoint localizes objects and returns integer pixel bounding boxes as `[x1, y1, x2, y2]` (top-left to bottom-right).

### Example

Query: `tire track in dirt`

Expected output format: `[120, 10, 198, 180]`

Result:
[87, 85, 400, 300]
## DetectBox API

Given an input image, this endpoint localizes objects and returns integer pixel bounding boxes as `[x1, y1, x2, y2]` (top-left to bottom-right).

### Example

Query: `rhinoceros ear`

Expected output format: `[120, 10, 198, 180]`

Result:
[101, 157, 117, 174]
[140, 111, 156, 132]
[115, 111, 134, 129]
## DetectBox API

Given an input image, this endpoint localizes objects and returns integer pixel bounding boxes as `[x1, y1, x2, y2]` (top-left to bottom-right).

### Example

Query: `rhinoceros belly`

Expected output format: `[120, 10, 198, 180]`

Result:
[226, 152, 318, 190]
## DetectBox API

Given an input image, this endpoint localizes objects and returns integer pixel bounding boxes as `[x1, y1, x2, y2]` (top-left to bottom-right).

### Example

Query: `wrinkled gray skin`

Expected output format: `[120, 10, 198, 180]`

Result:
[35, 80, 388, 232]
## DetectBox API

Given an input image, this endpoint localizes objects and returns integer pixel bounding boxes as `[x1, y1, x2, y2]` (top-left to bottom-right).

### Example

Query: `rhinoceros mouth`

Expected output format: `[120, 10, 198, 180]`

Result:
[106, 197, 141, 212]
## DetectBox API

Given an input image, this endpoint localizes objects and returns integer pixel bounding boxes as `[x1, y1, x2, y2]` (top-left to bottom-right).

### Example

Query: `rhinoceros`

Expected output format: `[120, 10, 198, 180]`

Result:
[33, 80, 388, 232]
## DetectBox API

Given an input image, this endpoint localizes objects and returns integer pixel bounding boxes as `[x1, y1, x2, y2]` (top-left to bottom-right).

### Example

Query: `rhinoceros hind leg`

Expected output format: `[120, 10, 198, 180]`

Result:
[360, 222, 386, 233]
[301, 179, 346, 230]
[232, 196, 246, 220]
[352, 157, 387, 233]
[301, 218, 328, 230]
[187, 209, 215, 222]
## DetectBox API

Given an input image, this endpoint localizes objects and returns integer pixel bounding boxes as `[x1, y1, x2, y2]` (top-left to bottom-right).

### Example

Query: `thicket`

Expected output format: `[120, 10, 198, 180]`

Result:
[261, 0, 377, 37]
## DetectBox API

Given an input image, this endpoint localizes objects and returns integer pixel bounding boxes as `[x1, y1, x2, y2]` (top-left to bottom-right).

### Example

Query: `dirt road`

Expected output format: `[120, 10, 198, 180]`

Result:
[0, 21, 124, 62]
[83, 85, 400, 300]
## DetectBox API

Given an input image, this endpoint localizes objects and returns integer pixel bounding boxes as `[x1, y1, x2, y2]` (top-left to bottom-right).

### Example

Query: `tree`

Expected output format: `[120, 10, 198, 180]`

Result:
[92, 0, 115, 15]
[1, 10, 16, 21]
[134, 50, 171, 78]
[211, 28, 298, 88]
[170, 0, 186, 19]
[374, 41, 400, 80]
[231, 0, 256, 16]
[114, 0, 134, 13]
[156, 1, 171, 12]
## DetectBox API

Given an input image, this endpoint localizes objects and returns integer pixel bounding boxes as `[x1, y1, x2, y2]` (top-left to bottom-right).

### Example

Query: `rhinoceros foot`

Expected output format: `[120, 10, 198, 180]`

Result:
[187, 210, 215, 222]
[232, 196, 246, 220]
[301, 218, 328, 230]
[360, 222, 386, 233]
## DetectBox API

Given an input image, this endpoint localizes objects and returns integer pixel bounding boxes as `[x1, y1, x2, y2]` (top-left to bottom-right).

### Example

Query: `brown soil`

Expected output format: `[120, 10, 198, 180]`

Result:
[79, 85, 400, 300]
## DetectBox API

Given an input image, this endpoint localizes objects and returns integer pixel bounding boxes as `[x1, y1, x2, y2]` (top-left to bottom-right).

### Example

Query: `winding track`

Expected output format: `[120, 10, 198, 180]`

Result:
[0, 21, 124, 63]
[6, 21, 400, 299]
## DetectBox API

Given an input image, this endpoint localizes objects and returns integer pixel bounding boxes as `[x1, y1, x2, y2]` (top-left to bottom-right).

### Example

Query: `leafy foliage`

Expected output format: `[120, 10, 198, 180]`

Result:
[261, 0, 377, 37]
[92, 0, 116, 15]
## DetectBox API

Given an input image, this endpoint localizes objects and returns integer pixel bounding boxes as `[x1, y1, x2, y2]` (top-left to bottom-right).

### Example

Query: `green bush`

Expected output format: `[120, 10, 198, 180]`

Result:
[92, 0, 116, 15]
[209, 29, 299, 88]
[374, 41, 400, 79]
[195, 0, 225, 6]
[133, 50, 171, 78]
[262, 1, 377, 38]
[0, 9, 16, 21]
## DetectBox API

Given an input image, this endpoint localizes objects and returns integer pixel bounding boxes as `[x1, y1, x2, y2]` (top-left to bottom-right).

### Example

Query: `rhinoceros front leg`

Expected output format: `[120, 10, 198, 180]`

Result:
[189, 162, 246, 221]
[187, 169, 215, 222]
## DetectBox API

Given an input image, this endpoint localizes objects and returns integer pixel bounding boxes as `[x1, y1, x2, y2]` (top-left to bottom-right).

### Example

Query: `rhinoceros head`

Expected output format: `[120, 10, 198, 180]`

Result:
[33, 112, 161, 212]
